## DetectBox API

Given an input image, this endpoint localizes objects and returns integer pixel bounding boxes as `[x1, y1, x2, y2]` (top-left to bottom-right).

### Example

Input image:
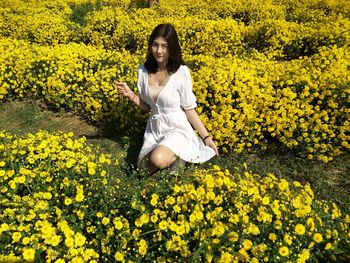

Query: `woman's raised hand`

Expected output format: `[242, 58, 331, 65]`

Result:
[116, 81, 134, 98]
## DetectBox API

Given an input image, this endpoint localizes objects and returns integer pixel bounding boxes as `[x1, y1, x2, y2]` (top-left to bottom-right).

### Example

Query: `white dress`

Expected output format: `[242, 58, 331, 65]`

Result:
[136, 64, 216, 167]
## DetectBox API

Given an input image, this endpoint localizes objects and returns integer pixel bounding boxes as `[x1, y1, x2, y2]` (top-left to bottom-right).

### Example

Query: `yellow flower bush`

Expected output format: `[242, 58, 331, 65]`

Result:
[0, 131, 349, 261]
[0, 38, 147, 133]
[191, 46, 349, 161]
[0, 0, 77, 45]
[82, 6, 132, 49]
[244, 16, 350, 60]
[0, 0, 349, 161]
[83, 6, 244, 57]
[0, 130, 126, 262]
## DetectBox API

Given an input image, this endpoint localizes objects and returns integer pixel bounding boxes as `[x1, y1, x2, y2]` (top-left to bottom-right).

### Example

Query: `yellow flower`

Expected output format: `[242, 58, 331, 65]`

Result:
[138, 239, 148, 256]
[43, 192, 52, 200]
[159, 221, 168, 230]
[12, 232, 22, 242]
[212, 222, 226, 237]
[150, 198, 158, 206]
[165, 196, 176, 205]
[306, 218, 315, 231]
[140, 214, 149, 224]
[102, 217, 110, 225]
[298, 249, 310, 262]
[219, 251, 233, 262]
[9, 180, 16, 189]
[65, 237, 74, 248]
[74, 232, 86, 247]
[243, 239, 253, 250]
[238, 248, 249, 261]
[114, 251, 124, 262]
[22, 237, 31, 245]
[151, 214, 158, 223]
[313, 233, 323, 243]
[229, 231, 239, 242]
[150, 193, 159, 206]
[64, 197, 72, 206]
[194, 209, 204, 220]
[175, 224, 186, 236]
[284, 234, 293, 245]
[269, 232, 277, 242]
[278, 179, 289, 191]
[295, 224, 306, 235]
[96, 212, 103, 218]
[262, 196, 270, 205]
[173, 205, 181, 213]
[250, 224, 260, 235]
[66, 159, 75, 168]
[279, 246, 289, 257]
[48, 235, 61, 246]
[75, 193, 84, 202]
[88, 168, 96, 175]
[114, 220, 123, 230]
[22, 248, 35, 262]
[325, 243, 333, 250]
[71, 256, 84, 263]
[132, 229, 140, 238]
[173, 185, 181, 193]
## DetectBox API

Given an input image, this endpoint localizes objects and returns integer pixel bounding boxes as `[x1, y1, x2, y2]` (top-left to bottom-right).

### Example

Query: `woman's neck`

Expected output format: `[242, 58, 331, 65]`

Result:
[157, 62, 167, 71]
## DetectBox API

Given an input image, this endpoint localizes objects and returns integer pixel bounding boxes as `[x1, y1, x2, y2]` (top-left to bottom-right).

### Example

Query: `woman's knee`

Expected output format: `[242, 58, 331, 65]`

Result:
[149, 147, 176, 169]
[149, 152, 167, 169]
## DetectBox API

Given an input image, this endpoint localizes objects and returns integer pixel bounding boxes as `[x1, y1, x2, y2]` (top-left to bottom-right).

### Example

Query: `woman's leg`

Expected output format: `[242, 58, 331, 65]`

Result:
[137, 152, 158, 175]
[149, 145, 178, 170]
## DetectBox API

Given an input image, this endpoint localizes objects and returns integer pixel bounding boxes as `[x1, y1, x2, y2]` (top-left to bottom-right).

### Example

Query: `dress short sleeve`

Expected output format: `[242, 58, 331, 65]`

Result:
[137, 64, 146, 101]
[180, 66, 197, 110]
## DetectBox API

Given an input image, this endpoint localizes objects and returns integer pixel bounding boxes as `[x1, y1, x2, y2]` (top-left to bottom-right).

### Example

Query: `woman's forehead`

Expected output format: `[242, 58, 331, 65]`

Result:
[153, 37, 168, 44]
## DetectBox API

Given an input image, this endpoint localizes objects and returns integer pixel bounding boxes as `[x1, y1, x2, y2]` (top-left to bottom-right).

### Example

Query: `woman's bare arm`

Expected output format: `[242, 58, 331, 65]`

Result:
[116, 82, 151, 112]
[185, 109, 219, 155]
[127, 92, 151, 112]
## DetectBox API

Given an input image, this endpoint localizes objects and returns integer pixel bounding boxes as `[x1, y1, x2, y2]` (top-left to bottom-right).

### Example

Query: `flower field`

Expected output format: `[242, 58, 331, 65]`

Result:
[0, 0, 349, 262]
[1, 131, 349, 262]
[0, 0, 349, 161]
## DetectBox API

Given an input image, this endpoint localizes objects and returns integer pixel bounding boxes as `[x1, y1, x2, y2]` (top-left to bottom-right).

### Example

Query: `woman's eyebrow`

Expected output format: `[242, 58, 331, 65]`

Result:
[153, 41, 168, 45]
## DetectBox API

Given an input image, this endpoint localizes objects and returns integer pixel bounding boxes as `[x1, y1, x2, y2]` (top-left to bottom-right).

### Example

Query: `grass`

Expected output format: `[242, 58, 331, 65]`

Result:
[1, 98, 349, 212]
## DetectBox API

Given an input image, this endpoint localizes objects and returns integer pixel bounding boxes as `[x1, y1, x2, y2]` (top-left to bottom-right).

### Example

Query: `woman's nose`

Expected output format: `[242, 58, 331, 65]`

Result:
[157, 46, 165, 53]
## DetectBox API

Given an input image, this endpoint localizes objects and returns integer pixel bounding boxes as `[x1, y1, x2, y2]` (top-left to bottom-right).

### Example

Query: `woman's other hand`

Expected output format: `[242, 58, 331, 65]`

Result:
[204, 137, 219, 156]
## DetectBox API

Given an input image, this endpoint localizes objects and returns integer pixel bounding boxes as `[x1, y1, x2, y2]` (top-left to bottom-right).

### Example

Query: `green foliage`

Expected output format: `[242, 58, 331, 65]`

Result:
[69, 0, 103, 26]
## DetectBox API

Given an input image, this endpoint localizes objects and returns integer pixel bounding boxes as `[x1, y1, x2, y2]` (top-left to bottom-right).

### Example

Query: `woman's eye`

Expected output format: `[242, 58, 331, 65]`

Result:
[152, 43, 168, 50]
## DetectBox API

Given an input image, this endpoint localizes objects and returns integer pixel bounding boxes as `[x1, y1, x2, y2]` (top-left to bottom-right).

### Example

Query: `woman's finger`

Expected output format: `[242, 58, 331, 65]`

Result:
[207, 138, 219, 156]
[116, 82, 125, 88]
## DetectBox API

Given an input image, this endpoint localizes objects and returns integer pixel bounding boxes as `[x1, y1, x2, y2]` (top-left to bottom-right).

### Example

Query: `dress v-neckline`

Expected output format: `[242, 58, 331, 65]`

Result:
[146, 72, 173, 105]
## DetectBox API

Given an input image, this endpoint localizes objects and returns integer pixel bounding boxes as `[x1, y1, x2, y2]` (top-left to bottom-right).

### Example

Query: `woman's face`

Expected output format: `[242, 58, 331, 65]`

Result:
[151, 37, 169, 66]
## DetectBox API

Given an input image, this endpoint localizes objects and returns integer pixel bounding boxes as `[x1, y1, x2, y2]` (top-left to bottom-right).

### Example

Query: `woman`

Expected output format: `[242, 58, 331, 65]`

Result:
[116, 23, 218, 175]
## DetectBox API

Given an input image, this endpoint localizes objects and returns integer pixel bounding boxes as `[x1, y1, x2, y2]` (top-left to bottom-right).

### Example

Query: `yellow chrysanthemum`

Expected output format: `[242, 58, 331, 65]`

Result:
[313, 233, 323, 243]
[114, 251, 124, 262]
[279, 246, 289, 257]
[22, 248, 35, 262]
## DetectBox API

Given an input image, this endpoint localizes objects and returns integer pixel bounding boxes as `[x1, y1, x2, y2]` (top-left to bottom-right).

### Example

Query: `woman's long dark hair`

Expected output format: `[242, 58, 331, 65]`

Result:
[144, 23, 185, 74]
